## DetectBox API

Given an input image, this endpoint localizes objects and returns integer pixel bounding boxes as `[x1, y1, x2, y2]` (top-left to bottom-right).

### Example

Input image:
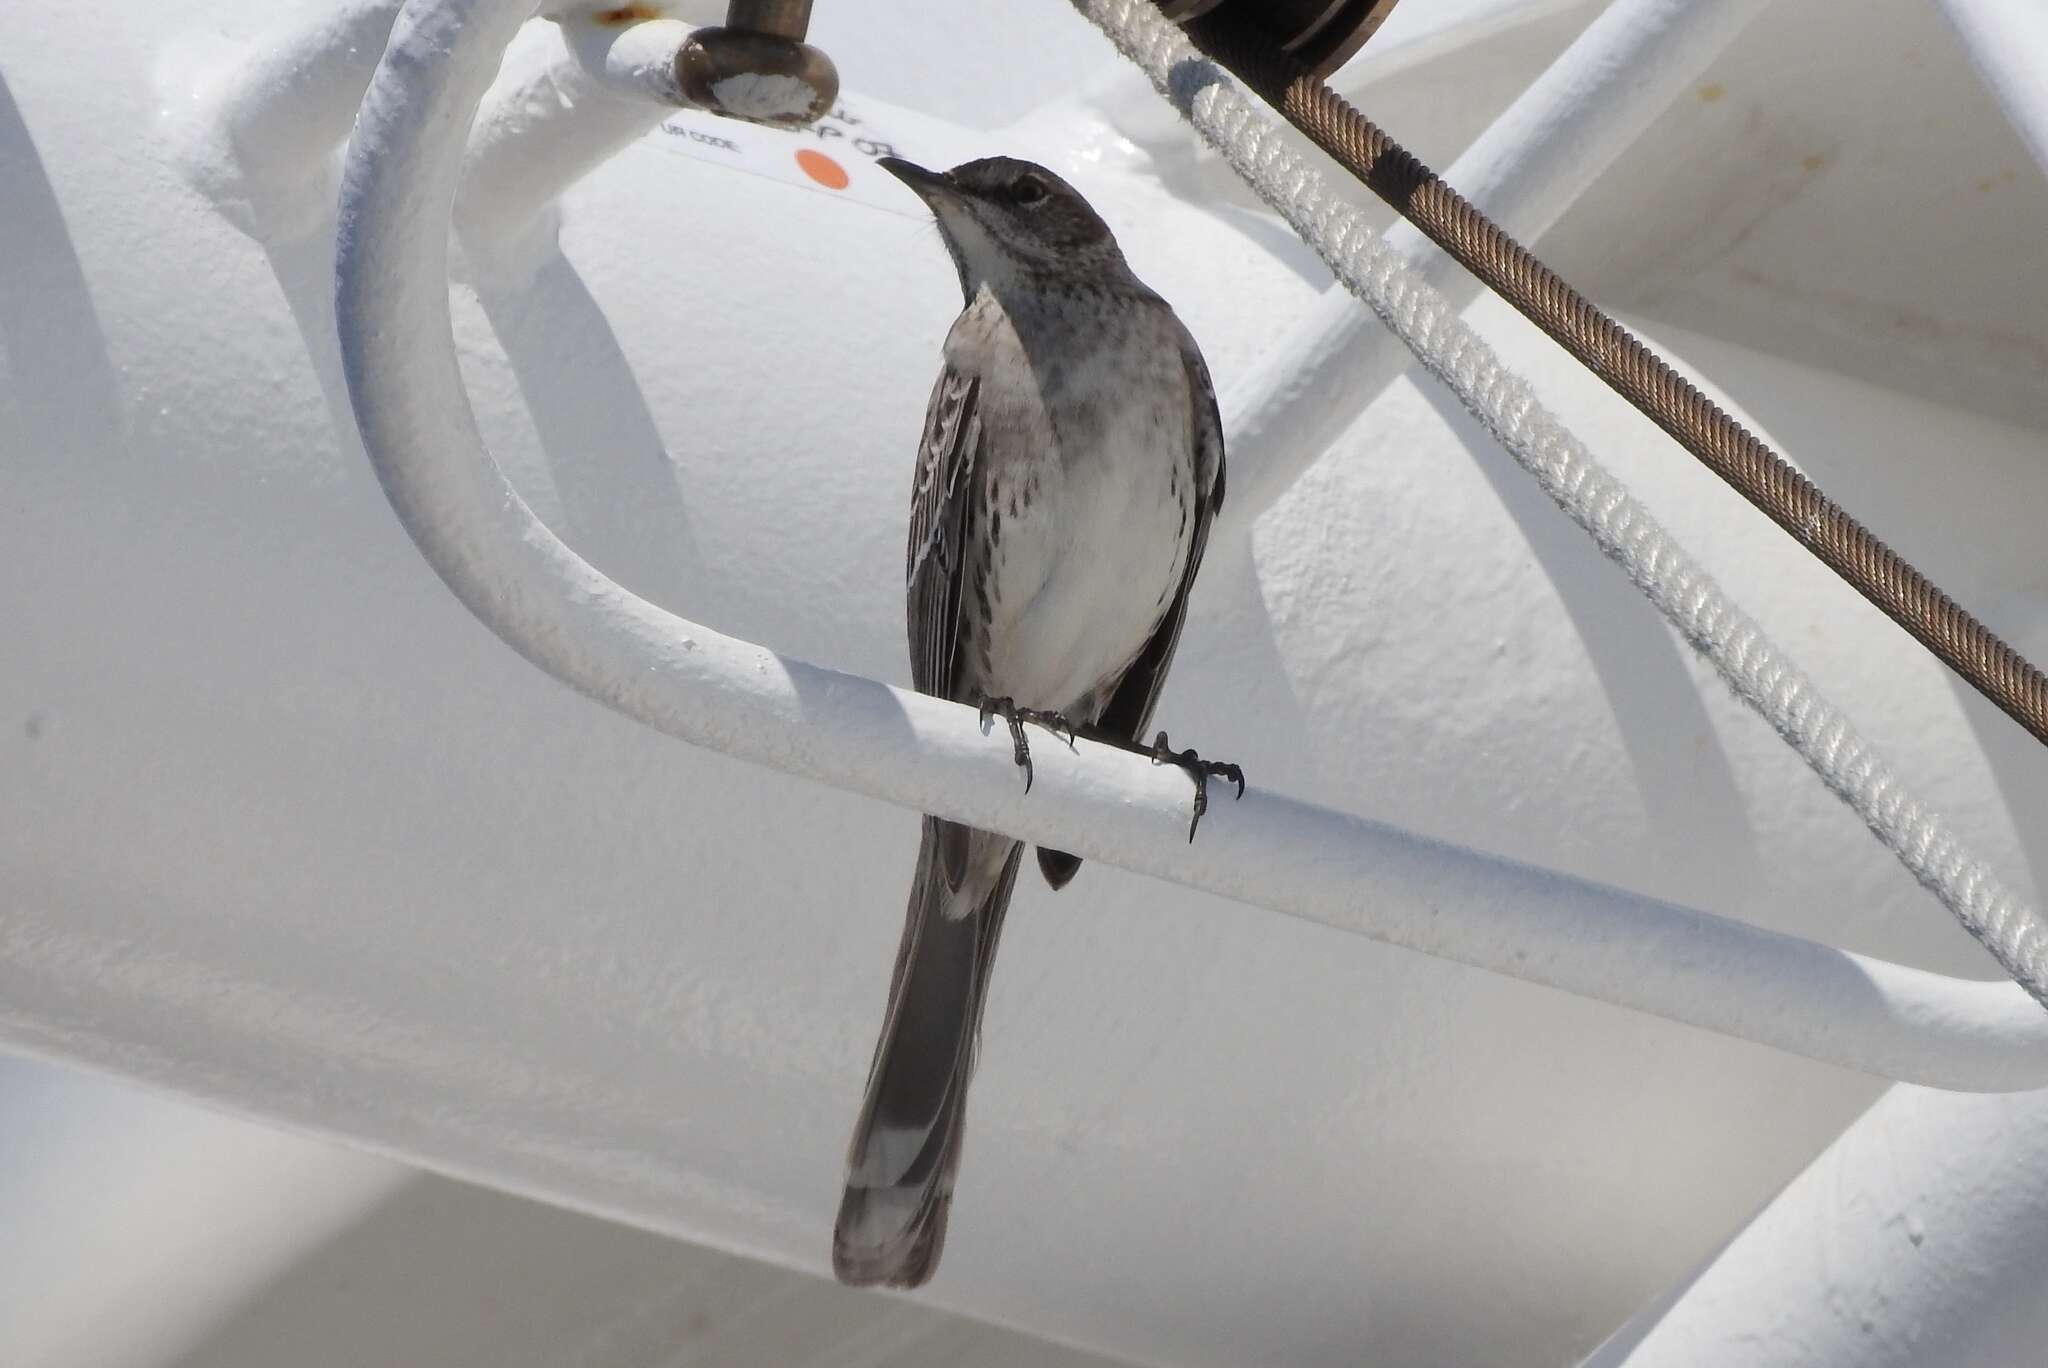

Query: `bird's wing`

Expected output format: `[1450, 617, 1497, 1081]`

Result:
[906, 364, 986, 893]
[1093, 332, 1226, 744]
[906, 365, 983, 702]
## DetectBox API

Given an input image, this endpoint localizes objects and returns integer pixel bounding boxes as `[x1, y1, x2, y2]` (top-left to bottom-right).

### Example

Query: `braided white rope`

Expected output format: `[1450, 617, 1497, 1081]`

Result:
[1073, 0, 2048, 1006]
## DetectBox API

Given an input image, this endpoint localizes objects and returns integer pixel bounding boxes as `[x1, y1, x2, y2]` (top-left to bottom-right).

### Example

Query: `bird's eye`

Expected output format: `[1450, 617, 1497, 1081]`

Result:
[1012, 177, 1049, 206]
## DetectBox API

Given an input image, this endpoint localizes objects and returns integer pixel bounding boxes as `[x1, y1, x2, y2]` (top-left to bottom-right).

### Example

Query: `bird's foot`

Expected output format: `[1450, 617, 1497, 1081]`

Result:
[976, 697, 1080, 792]
[1149, 731, 1246, 842]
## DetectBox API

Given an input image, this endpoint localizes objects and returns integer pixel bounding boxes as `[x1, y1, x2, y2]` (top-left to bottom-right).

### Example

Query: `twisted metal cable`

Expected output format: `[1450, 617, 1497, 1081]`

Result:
[1070, 0, 2048, 1009]
[1183, 7, 2048, 751]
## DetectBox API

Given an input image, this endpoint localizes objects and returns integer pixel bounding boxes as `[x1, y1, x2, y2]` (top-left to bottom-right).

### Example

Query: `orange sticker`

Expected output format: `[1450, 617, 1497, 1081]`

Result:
[795, 148, 850, 190]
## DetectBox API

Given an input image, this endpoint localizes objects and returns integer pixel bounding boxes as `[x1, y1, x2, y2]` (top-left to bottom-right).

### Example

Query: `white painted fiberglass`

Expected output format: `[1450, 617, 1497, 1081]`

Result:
[6, 0, 2048, 1363]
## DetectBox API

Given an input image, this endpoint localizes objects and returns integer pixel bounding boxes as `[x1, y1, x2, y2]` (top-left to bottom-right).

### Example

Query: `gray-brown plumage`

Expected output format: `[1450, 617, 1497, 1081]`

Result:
[833, 156, 1225, 1289]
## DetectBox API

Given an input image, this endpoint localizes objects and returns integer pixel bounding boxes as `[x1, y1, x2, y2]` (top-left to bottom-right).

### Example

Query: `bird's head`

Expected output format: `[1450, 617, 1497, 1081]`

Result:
[879, 156, 1128, 299]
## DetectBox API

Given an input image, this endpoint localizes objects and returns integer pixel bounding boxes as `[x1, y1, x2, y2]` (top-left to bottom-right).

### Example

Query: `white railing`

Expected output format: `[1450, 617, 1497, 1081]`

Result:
[329, 0, 2048, 1095]
[1218, 0, 1777, 535]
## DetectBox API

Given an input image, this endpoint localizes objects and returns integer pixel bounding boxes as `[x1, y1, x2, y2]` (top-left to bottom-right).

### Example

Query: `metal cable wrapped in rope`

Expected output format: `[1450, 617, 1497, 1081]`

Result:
[1179, 6, 2048, 751]
[1070, 0, 2048, 1008]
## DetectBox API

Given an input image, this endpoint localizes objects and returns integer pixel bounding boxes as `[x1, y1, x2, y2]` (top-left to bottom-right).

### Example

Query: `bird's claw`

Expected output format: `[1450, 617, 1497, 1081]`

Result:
[1149, 731, 1246, 842]
[977, 695, 1032, 791]
[976, 697, 1080, 793]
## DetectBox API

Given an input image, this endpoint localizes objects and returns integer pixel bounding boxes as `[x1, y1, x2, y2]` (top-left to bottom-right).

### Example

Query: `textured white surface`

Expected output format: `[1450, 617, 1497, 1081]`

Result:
[1585, 1081, 2048, 1367]
[340, 0, 2048, 1085]
[1222, 0, 1775, 530]
[1076, 0, 2048, 1026]
[562, 15, 695, 108]
[1556, 0, 2048, 432]
[160, 0, 408, 239]
[457, 17, 687, 272]
[6, 0, 2048, 1363]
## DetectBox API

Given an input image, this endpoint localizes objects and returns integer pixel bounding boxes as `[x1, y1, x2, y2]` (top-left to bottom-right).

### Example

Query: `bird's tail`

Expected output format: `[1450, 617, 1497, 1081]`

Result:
[834, 818, 1022, 1288]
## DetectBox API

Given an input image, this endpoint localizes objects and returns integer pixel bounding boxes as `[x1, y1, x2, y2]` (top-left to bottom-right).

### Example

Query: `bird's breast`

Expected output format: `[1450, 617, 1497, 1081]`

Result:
[970, 344, 1196, 716]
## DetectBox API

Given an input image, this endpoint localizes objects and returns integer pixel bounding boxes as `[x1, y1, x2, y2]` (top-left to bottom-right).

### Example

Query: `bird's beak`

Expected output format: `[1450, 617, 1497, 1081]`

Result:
[878, 157, 954, 203]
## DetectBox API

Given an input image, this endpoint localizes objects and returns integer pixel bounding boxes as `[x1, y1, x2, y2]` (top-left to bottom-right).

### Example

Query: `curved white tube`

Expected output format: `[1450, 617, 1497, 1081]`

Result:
[1071, 0, 2048, 999]
[212, 0, 411, 194]
[1582, 1082, 2048, 1367]
[560, 15, 696, 106]
[335, 0, 2048, 1091]
[1219, 0, 1774, 535]
[456, 14, 695, 262]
